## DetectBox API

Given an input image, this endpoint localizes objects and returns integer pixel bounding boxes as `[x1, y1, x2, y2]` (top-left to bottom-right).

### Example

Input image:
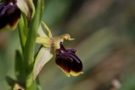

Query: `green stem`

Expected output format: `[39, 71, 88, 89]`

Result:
[23, 0, 44, 89]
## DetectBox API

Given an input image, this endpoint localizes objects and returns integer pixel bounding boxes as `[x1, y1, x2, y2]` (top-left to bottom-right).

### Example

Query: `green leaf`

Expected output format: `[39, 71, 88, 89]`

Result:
[33, 47, 53, 80]
[15, 50, 25, 83]
[35, 77, 42, 90]
[18, 14, 27, 51]
[6, 76, 16, 88]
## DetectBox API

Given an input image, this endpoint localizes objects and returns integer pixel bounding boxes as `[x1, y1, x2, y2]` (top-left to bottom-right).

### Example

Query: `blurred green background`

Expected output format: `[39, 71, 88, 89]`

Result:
[1, 0, 135, 90]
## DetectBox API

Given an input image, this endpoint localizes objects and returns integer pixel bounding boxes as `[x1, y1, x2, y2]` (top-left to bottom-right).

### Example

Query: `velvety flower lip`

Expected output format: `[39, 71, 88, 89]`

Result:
[0, 0, 21, 30]
[55, 42, 83, 77]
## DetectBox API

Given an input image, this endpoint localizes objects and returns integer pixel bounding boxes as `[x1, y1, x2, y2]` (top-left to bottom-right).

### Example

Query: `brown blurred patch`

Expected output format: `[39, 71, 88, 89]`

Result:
[0, 32, 9, 50]
[69, 45, 135, 90]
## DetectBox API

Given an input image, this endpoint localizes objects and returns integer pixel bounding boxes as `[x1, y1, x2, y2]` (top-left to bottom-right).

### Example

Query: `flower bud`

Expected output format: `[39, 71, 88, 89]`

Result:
[55, 42, 83, 77]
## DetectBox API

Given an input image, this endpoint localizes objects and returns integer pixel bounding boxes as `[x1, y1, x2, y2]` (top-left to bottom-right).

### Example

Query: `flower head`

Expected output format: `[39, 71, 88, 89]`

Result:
[0, 0, 21, 30]
[55, 42, 83, 77]
[34, 22, 83, 78]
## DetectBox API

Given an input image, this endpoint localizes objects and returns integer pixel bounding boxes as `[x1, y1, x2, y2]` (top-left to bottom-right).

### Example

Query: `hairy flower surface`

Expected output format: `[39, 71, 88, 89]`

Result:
[55, 42, 83, 77]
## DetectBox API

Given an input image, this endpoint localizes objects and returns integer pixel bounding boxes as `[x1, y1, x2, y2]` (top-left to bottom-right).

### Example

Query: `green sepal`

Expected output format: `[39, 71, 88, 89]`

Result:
[16, 0, 35, 19]
[37, 25, 47, 37]
[33, 47, 53, 80]
[27, 0, 35, 18]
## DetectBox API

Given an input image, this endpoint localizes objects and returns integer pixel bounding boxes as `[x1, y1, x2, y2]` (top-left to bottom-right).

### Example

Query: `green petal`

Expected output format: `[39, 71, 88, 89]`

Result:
[42, 22, 53, 38]
[36, 36, 51, 47]
[53, 34, 74, 49]
[59, 34, 74, 40]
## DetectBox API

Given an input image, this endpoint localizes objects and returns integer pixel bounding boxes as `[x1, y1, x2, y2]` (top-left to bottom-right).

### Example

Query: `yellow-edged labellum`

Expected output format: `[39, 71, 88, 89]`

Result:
[0, 19, 20, 31]
[58, 65, 70, 77]
[0, 1, 21, 31]
[58, 65, 83, 77]
[55, 42, 83, 77]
